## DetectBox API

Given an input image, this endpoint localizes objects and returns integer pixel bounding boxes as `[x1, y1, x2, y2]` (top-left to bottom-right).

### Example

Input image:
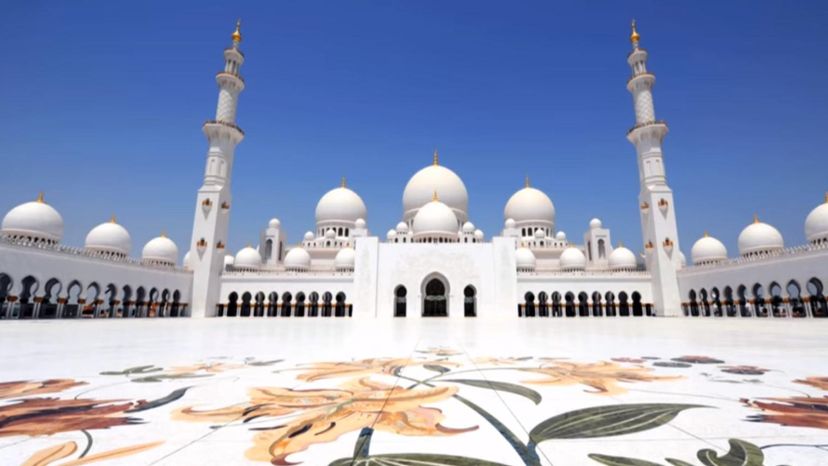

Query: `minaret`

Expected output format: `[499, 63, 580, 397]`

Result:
[189, 20, 246, 318]
[625, 20, 682, 317]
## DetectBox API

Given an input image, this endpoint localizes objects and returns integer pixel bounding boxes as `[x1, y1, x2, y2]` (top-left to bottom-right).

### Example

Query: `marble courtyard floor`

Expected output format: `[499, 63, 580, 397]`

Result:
[0, 318, 827, 465]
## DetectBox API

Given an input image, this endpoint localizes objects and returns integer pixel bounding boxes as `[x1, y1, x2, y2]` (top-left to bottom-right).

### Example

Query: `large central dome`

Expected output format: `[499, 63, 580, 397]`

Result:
[402, 150, 468, 224]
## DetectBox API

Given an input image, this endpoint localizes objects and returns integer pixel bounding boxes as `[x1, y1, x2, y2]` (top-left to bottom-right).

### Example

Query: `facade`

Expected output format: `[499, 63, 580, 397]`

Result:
[1, 22, 827, 321]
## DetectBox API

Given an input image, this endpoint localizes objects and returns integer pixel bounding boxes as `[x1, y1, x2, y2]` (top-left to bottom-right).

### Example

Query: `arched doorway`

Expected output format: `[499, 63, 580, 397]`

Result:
[394, 286, 407, 317]
[807, 278, 827, 317]
[524, 292, 535, 317]
[422, 276, 448, 317]
[464, 285, 476, 317]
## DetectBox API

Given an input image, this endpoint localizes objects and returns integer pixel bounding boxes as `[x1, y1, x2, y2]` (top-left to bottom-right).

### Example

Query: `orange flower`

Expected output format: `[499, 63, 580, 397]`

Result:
[745, 396, 828, 430]
[174, 377, 475, 464]
[521, 360, 681, 395]
[166, 362, 243, 375]
[293, 358, 429, 382]
[796, 376, 828, 391]
[0, 397, 139, 437]
[0, 379, 85, 399]
[22, 439, 163, 466]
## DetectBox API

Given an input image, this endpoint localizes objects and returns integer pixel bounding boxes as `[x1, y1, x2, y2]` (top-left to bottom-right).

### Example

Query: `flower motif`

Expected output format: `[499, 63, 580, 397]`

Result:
[166, 361, 244, 374]
[720, 365, 769, 376]
[0, 379, 85, 399]
[795, 376, 828, 391]
[610, 357, 646, 364]
[22, 440, 163, 466]
[0, 397, 140, 437]
[744, 396, 828, 430]
[671, 355, 724, 364]
[473, 356, 533, 366]
[292, 358, 427, 382]
[416, 347, 462, 357]
[174, 377, 475, 464]
[521, 361, 681, 395]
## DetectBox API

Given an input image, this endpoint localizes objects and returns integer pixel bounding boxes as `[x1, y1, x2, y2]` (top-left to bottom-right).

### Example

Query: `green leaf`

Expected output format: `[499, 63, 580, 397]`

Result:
[666, 460, 696, 466]
[247, 359, 284, 366]
[442, 379, 542, 405]
[329, 454, 511, 466]
[128, 387, 191, 413]
[588, 454, 665, 466]
[529, 403, 707, 442]
[697, 439, 765, 466]
[424, 364, 451, 374]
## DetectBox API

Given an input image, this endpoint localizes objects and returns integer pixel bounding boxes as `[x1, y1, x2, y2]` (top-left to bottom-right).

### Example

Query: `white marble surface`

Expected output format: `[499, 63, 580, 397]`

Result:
[1, 318, 827, 465]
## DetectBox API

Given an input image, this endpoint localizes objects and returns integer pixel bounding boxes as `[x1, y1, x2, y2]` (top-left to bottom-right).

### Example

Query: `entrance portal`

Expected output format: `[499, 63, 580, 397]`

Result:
[423, 278, 448, 317]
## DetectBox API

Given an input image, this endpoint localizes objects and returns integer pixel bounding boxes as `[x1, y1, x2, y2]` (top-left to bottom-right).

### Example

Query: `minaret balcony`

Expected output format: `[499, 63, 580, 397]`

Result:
[216, 71, 245, 84]
[626, 120, 667, 137]
[627, 72, 654, 86]
[203, 119, 245, 137]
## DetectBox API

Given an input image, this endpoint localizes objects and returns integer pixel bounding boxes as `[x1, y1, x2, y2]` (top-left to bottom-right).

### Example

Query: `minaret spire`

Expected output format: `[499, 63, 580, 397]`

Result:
[433, 148, 439, 166]
[625, 21, 682, 317]
[189, 20, 247, 318]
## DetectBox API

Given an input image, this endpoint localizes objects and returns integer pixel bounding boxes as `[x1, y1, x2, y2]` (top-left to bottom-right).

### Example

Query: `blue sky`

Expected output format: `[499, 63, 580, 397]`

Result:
[2, 1, 827, 258]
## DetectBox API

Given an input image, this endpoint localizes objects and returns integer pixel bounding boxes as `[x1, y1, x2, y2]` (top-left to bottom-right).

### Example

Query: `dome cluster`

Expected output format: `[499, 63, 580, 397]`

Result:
[314, 180, 368, 239]
[402, 151, 468, 226]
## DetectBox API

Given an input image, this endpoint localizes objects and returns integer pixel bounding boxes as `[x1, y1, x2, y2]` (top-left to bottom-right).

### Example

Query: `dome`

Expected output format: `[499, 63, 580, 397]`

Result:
[334, 247, 356, 271]
[142, 234, 178, 265]
[503, 186, 555, 228]
[403, 155, 468, 223]
[805, 195, 828, 244]
[396, 221, 409, 234]
[534, 228, 545, 239]
[304, 231, 315, 241]
[234, 246, 261, 270]
[474, 229, 484, 240]
[85, 217, 131, 256]
[504, 218, 516, 229]
[412, 198, 459, 239]
[462, 221, 475, 233]
[608, 246, 637, 271]
[738, 216, 784, 256]
[589, 218, 603, 229]
[386, 229, 397, 240]
[183, 251, 191, 269]
[325, 228, 336, 239]
[284, 247, 311, 271]
[560, 246, 586, 271]
[223, 254, 235, 267]
[355, 218, 366, 229]
[515, 247, 536, 271]
[555, 231, 566, 241]
[691, 233, 728, 265]
[268, 218, 281, 229]
[1, 194, 64, 243]
[315, 185, 367, 226]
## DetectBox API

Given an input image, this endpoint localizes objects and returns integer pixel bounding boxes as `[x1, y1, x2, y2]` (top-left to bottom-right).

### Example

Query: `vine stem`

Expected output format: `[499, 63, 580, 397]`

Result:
[394, 372, 541, 466]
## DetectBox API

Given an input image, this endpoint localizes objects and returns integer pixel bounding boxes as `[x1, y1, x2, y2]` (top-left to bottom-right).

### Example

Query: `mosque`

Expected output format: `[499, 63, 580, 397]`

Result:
[1, 21, 826, 321]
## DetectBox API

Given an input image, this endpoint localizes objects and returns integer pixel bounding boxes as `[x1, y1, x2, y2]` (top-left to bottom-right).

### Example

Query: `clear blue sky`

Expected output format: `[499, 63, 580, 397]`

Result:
[2, 1, 827, 258]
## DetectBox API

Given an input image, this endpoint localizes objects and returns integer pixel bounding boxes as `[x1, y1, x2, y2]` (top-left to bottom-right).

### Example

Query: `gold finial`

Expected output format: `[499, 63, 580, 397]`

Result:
[232, 19, 242, 43]
[703, 230, 710, 238]
[432, 190, 439, 202]
[110, 214, 117, 224]
[36, 192, 44, 203]
[753, 213, 760, 224]
[618, 240, 624, 248]
[341, 176, 346, 188]
[524, 176, 530, 188]
[630, 19, 640, 45]
[160, 230, 167, 238]
[824, 192, 828, 204]
[432, 148, 439, 166]
[246, 242, 252, 248]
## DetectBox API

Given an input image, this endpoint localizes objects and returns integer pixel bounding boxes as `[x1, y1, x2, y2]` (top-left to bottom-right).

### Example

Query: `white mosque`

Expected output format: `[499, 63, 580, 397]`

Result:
[1, 21, 827, 321]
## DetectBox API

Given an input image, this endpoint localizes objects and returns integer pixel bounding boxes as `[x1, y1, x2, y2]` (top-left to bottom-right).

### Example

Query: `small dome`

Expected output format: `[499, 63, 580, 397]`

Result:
[738, 216, 784, 256]
[678, 250, 687, 268]
[355, 218, 366, 229]
[474, 229, 484, 240]
[284, 247, 311, 271]
[555, 231, 566, 241]
[589, 218, 603, 229]
[386, 229, 397, 240]
[234, 246, 261, 270]
[403, 156, 468, 223]
[268, 218, 281, 229]
[1, 194, 64, 243]
[334, 247, 356, 271]
[325, 228, 336, 239]
[183, 251, 191, 269]
[691, 233, 728, 265]
[85, 217, 131, 256]
[142, 234, 178, 265]
[560, 246, 586, 271]
[304, 231, 315, 241]
[805, 195, 828, 244]
[412, 198, 459, 239]
[504, 218, 516, 229]
[224, 254, 235, 267]
[504, 186, 555, 228]
[515, 247, 536, 271]
[462, 221, 475, 233]
[396, 221, 409, 233]
[608, 246, 637, 271]
[315, 186, 367, 226]
[533, 228, 545, 239]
